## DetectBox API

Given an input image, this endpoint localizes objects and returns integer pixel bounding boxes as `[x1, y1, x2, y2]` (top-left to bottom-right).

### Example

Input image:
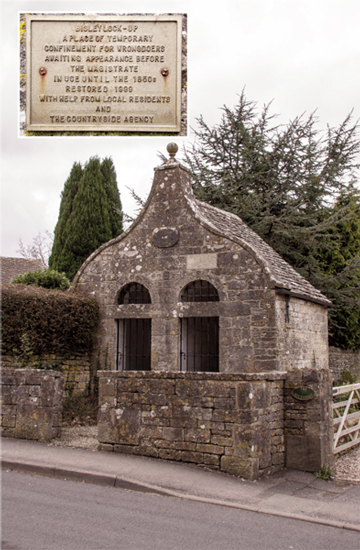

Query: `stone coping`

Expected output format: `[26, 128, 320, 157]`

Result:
[2, 368, 64, 379]
[98, 370, 287, 381]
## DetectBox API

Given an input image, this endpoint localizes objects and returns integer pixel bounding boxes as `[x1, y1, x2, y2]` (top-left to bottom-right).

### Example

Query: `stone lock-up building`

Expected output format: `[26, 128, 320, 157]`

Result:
[72, 144, 334, 479]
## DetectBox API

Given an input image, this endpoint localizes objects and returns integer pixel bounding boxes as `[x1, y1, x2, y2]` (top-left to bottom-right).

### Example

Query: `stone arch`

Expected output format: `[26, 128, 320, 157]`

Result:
[117, 282, 151, 305]
[180, 279, 220, 303]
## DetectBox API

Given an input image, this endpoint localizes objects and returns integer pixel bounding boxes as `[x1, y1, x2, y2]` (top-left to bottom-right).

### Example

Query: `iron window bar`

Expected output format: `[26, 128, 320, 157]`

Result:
[118, 282, 151, 305]
[180, 280, 219, 302]
[180, 316, 219, 372]
[117, 318, 151, 371]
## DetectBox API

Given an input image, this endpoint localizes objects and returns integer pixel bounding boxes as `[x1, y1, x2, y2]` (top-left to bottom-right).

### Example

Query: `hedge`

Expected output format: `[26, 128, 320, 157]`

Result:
[11, 268, 71, 290]
[1, 284, 100, 356]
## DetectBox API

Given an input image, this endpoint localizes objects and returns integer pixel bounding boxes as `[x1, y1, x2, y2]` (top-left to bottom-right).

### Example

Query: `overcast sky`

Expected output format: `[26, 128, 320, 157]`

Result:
[1, 0, 360, 259]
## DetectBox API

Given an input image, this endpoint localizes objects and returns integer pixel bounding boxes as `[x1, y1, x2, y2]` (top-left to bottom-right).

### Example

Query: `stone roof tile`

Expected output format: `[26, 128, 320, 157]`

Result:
[0, 257, 45, 284]
[187, 196, 331, 306]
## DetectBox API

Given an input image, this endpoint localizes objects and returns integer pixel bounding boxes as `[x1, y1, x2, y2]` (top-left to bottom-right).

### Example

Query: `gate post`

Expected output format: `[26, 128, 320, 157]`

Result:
[284, 368, 334, 471]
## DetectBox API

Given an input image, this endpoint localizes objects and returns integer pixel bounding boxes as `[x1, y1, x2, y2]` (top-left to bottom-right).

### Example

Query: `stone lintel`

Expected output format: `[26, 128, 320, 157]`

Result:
[98, 370, 287, 381]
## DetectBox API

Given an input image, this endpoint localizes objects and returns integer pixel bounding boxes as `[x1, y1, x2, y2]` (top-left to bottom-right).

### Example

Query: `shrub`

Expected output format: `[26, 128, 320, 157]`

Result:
[315, 466, 333, 480]
[11, 268, 71, 290]
[335, 370, 357, 386]
[1, 284, 99, 356]
[62, 383, 99, 426]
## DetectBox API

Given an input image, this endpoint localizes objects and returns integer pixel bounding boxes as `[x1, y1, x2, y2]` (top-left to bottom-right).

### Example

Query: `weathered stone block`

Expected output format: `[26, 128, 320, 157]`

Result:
[184, 427, 211, 444]
[98, 443, 114, 452]
[29, 386, 41, 397]
[1, 386, 16, 404]
[286, 435, 322, 471]
[271, 435, 284, 446]
[0, 369, 64, 441]
[100, 379, 116, 396]
[162, 426, 184, 441]
[236, 382, 271, 409]
[158, 448, 182, 461]
[140, 425, 164, 441]
[196, 443, 224, 454]
[211, 409, 237, 423]
[213, 397, 235, 409]
[171, 441, 196, 451]
[171, 406, 203, 427]
[199, 397, 214, 408]
[235, 410, 260, 423]
[221, 456, 259, 480]
[15, 406, 53, 441]
[117, 378, 143, 393]
[1, 405, 17, 427]
[211, 434, 232, 447]
[113, 444, 137, 455]
[180, 451, 204, 463]
[204, 453, 220, 466]
[99, 408, 141, 445]
[175, 380, 205, 402]
[208, 421, 226, 433]
[233, 424, 254, 457]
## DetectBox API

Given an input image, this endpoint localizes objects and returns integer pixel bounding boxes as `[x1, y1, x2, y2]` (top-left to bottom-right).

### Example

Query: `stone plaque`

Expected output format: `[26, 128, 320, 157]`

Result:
[26, 14, 183, 133]
[152, 227, 179, 248]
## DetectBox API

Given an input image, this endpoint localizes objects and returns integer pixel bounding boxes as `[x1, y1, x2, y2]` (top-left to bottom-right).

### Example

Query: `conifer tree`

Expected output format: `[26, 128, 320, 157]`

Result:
[310, 194, 360, 349]
[185, 91, 360, 349]
[49, 162, 83, 270]
[100, 157, 123, 236]
[49, 156, 123, 280]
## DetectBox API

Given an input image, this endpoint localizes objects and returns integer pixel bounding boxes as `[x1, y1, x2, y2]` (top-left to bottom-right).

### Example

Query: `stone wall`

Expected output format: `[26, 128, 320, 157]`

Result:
[284, 368, 334, 471]
[1, 368, 64, 441]
[98, 369, 334, 479]
[98, 371, 286, 480]
[329, 347, 360, 383]
[1, 353, 90, 395]
[275, 295, 329, 372]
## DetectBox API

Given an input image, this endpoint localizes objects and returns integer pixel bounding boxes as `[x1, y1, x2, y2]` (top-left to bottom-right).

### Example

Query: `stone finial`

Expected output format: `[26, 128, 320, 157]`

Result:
[167, 142, 178, 160]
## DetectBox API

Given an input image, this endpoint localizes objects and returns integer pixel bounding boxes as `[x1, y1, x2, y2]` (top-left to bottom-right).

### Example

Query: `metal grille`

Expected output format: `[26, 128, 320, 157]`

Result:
[181, 280, 219, 302]
[117, 318, 151, 371]
[118, 282, 151, 305]
[180, 317, 219, 372]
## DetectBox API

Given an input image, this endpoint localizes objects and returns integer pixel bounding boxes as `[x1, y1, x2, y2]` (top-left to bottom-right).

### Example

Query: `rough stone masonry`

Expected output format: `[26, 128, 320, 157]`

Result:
[72, 144, 334, 479]
[1, 369, 64, 441]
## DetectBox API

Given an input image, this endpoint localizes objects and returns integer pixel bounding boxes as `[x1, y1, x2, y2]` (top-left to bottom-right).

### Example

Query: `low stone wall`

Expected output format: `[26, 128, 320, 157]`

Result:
[1, 368, 64, 441]
[1, 353, 90, 395]
[98, 371, 286, 480]
[329, 347, 360, 383]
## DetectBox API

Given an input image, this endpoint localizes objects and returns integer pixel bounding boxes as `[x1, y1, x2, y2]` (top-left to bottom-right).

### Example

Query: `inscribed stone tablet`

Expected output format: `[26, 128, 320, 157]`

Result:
[26, 14, 183, 133]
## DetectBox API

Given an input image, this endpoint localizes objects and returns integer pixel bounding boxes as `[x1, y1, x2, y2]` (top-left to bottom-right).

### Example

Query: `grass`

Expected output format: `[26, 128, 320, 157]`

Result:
[315, 466, 333, 480]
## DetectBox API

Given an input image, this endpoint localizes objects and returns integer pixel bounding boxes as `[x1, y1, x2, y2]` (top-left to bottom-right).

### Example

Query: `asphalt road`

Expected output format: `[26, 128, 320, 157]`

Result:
[2, 470, 360, 550]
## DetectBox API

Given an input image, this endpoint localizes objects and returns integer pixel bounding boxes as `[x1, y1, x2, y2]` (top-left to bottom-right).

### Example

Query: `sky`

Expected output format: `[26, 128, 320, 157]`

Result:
[1, 0, 360, 259]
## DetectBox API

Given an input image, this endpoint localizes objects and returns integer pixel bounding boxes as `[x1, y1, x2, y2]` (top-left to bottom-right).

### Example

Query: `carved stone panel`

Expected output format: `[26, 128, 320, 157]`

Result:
[26, 14, 183, 132]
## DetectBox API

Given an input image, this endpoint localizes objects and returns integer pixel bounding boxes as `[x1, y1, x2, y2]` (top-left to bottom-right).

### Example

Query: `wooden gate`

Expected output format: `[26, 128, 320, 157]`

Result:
[333, 382, 360, 454]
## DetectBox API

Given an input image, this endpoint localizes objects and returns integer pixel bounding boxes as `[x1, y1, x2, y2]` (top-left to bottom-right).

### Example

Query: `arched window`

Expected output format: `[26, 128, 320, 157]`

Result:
[180, 280, 219, 373]
[117, 282, 151, 371]
[118, 282, 151, 305]
[180, 280, 219, 303]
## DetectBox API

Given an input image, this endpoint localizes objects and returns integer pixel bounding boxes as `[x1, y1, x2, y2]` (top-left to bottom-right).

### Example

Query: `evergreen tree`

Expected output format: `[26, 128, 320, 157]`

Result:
[310, 194, 360, 349]
[49, 157, 123, 280]
[100, 157, 123, 236]
[49, 162, 83, 271]
[185, 91, 360, 349]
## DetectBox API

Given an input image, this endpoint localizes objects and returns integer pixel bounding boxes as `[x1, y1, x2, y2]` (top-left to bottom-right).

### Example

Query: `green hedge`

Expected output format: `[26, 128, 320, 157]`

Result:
[1, 284, 99, 356]
[11, 268, 71, 290]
